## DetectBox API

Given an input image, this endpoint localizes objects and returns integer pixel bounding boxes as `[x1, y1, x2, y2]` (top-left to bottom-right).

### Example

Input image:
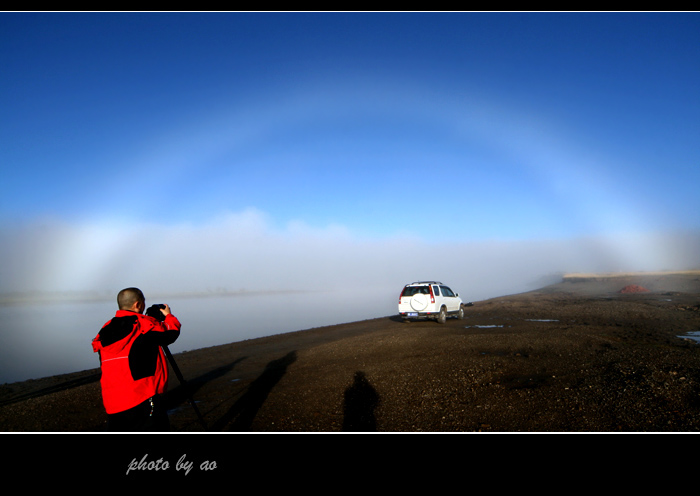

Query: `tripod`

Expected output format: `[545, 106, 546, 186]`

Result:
[162, 345, 208, 431]
[146, 304, 208, 431]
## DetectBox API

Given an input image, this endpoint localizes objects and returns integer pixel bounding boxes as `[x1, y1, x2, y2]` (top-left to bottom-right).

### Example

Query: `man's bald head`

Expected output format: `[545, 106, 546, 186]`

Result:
[117, 287, 145, 312]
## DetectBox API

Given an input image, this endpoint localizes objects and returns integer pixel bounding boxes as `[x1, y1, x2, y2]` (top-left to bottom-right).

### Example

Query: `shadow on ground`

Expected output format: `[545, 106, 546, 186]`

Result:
[343, 371, 380, 431]
[208, 351, 297, 431]
[167, 351, 383, 432]
[0, 370, 101, 408]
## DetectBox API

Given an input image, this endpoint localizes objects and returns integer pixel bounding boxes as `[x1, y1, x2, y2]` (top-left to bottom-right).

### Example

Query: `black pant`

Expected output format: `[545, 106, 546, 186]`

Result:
[107, 395, 170, 432]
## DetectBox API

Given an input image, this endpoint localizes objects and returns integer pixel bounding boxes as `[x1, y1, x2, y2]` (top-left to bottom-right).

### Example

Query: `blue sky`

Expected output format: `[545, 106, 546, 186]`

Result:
[2, 12, 700, 296]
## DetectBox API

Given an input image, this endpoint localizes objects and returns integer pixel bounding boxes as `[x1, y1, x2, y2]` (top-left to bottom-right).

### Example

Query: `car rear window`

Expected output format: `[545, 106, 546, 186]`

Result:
[401, 286, 430, 296]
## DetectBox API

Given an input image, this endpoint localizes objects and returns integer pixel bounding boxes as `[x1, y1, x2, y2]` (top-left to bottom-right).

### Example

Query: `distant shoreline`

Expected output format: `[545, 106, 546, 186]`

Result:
[563, 270, 700, 279]
[562, 270, 700, 282]
[3, 270, 700, 305]
[0, 288, 314, 306]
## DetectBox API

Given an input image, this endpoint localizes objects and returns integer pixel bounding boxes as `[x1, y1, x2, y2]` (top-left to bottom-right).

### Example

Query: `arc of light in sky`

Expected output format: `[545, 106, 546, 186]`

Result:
[116, 75, 656, 239]
[32, 76, 688, 293]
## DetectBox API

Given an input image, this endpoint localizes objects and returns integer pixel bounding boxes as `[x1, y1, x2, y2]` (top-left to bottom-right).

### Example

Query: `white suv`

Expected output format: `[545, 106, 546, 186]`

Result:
[398, 281, 464, 323]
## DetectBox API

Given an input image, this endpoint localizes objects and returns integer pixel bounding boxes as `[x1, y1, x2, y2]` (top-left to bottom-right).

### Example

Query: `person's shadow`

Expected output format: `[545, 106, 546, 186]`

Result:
[211, 351, 297, 431]
[342, 371, 380, 431]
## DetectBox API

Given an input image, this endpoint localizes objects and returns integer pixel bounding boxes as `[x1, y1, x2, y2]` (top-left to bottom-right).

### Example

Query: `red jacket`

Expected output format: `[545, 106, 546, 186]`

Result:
[92, 310, 181, 414]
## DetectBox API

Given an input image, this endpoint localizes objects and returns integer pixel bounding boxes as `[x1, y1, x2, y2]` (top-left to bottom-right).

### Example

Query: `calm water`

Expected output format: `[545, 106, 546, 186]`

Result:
[0, 290, 396, 384]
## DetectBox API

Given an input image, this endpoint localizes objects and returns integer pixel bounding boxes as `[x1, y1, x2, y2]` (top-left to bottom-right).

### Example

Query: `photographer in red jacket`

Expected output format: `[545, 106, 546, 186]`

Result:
[92, 287, 181, 431]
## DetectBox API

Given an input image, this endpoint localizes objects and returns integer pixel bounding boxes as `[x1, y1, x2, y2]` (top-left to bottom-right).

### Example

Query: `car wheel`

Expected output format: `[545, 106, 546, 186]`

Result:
[437, 306, 447, 324]
[457, 306, 465, 319]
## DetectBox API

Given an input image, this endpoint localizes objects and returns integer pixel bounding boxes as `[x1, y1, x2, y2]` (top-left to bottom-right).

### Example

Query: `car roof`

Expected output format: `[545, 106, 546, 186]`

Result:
[405, 281, 443, 286]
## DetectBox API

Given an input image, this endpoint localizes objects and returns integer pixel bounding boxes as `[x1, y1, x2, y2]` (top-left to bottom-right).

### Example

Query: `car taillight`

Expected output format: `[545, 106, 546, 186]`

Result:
[429, 285, 435, 303]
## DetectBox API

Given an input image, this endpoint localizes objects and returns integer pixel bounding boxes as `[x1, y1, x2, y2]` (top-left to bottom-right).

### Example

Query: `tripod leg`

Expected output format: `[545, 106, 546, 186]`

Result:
[162, 346, 208, 431]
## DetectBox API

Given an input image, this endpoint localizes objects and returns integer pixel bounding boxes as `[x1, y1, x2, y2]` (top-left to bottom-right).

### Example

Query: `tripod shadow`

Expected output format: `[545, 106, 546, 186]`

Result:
[163, 356, 248, 414]
[342, 371, 380, 432]
[210, 351, 297, 431]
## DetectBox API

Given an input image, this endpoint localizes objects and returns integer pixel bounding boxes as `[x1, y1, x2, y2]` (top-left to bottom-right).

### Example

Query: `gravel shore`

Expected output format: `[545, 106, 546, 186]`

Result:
[2, 272, 700, 433]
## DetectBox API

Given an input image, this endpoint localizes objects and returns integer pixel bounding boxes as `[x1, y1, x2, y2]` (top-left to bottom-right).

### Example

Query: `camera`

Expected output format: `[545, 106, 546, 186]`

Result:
[145, 303, 166, 322]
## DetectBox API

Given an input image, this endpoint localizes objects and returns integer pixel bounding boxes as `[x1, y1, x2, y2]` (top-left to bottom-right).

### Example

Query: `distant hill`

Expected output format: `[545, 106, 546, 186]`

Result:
[537, 270, 700, 295]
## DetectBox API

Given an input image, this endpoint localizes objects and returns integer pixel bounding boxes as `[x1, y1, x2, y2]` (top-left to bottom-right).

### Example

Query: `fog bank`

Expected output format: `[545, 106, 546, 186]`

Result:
[2, 212, 699, 303]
